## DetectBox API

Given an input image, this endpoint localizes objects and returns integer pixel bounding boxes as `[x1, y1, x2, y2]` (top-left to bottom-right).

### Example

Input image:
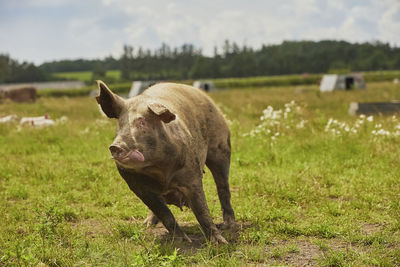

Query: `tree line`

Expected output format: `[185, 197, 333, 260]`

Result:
[1, 40, 399, 83]
[0, 54, 47, 83]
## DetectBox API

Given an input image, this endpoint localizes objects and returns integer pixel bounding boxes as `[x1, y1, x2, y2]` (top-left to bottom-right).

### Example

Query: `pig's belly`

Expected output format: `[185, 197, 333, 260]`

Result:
[163, 190, 188, 211]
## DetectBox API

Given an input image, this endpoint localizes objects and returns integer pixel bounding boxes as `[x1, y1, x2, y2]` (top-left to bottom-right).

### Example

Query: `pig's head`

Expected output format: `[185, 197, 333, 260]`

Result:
[96, 81, 176, 169]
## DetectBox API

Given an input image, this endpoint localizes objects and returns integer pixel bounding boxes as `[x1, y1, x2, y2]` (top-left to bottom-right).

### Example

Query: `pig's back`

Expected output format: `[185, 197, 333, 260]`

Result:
[143, 82, 208, 104]
[143, 83, 228, 140]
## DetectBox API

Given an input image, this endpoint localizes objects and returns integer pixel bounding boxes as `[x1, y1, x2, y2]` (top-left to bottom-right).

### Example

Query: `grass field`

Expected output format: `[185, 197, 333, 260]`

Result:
[53, 70, 121, 83]
[1, 82, 400, 266]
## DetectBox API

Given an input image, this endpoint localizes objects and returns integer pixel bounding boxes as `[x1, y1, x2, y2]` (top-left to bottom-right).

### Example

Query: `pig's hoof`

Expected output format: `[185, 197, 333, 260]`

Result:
[174, 233, 192, 243]
[182, 233, 192, 243]
[143, 213, 159, 227]
[211, 233, 228, 244]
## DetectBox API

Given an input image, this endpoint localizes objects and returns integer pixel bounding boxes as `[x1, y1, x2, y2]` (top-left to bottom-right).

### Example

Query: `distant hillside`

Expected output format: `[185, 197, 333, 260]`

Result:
[1, 40, 399, 83]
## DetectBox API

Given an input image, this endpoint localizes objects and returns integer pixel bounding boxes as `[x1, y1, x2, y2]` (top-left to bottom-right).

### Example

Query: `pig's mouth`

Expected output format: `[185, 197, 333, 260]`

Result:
[112, 149, 145, 164]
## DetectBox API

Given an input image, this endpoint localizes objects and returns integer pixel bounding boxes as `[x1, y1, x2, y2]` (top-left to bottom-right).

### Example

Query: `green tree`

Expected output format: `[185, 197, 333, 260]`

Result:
[91, 63, 107, 82]
[120, 45, 134, 80]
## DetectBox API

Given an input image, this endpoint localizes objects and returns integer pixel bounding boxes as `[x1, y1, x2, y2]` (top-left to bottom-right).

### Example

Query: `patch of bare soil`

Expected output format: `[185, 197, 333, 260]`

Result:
[147, 221, 252, 254]
[283, 241, 322, 266]
[268, 238, 369, 266]
[268, 240, 323, 267]
[362, 223, 382, 235]
[72, 218, 112, 238]
[147, 223, 205, 253]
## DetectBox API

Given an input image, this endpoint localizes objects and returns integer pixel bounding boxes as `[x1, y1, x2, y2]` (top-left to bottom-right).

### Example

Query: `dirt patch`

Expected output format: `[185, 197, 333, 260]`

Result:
[146, 221, 252, 254]
[267, 237, 372, 266]
[362, 223, 382, 235]
[282, 241, 322, 266]
[72, 218, 112, 238]
[147, 222, 205, 253]
[266, 239, 322, 266]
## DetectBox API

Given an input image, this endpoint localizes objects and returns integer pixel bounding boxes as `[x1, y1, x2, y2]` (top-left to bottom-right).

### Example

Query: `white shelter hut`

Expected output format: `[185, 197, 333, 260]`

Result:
[320, 74, 366, 92]
[128, 81, 157, 98]
[193, 81, 215, 92]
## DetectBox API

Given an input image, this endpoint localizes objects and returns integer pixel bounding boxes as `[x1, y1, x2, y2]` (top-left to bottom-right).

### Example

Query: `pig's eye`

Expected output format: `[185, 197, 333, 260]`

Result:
[135, 118, 146, 128]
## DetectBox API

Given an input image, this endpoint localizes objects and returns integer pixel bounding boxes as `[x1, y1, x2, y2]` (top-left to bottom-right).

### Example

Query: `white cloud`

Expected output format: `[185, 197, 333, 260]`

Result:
[378, 2, 400, 45]
[0, 0, 399, 64]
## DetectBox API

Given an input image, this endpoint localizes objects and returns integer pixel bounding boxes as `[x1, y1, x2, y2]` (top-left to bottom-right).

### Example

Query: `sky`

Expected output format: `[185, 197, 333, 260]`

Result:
[0, 0, 399, 65]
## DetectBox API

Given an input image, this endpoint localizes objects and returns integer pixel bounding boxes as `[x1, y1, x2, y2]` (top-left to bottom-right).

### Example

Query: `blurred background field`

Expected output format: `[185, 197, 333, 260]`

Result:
[1, 80, 399, 266]
[28, 69, 400, 99]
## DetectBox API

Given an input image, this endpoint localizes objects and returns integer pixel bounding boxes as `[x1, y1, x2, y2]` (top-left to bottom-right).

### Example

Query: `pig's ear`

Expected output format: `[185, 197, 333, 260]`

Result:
[148, 102, 176, 123]
[96, 80, 126, 118]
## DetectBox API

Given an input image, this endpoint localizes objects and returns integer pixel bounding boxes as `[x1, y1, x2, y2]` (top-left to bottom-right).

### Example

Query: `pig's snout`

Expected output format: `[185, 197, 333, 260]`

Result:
[109, 144, 145, 163]
[109, 145, 125, 159]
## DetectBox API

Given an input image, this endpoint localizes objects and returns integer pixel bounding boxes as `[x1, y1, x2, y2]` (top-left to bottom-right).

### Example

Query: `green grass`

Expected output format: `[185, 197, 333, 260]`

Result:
[1, 82, 400, 265]
[53, 71, 93, 81]
[106, 70, 122, 80]
[37, 82, 131, 98]
[53, 70, 121, 83]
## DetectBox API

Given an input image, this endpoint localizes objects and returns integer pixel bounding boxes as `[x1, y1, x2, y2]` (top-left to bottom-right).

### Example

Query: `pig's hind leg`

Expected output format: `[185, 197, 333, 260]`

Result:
[206, 136, 237, 229]
[184, 179, 228, 244]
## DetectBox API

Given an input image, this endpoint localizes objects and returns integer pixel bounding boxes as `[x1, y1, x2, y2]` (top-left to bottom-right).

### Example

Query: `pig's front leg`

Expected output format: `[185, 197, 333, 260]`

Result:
[185, 181, 228, 244]
[138, 192, 192, 243]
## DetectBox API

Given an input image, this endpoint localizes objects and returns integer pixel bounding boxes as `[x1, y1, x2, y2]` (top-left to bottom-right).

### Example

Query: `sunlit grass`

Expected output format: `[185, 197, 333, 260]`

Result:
[53, 71, 93, 81]
[0, 81, 399, 265]
[53, 70, 121, 82]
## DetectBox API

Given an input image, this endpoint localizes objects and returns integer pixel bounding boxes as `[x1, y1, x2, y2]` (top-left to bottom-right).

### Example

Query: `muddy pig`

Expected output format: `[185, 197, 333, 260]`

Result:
[96, 81, 236, 243]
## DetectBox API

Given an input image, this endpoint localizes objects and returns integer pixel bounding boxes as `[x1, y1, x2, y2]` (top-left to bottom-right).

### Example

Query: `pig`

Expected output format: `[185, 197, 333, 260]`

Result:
[96, 81, 236, 243]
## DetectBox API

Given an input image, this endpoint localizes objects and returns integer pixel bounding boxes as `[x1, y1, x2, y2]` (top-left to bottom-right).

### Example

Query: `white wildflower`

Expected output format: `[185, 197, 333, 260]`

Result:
[55, 116, 68, 125]
[325, 118, 333, 132]
[372, 129, 391, 136]
[80, 127, 90, 134]
[296, 120, 307, 129]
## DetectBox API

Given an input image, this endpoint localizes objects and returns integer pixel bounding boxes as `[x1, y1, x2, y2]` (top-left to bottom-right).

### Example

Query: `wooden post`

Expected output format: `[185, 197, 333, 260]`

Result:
[349, 101, 400, 115]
